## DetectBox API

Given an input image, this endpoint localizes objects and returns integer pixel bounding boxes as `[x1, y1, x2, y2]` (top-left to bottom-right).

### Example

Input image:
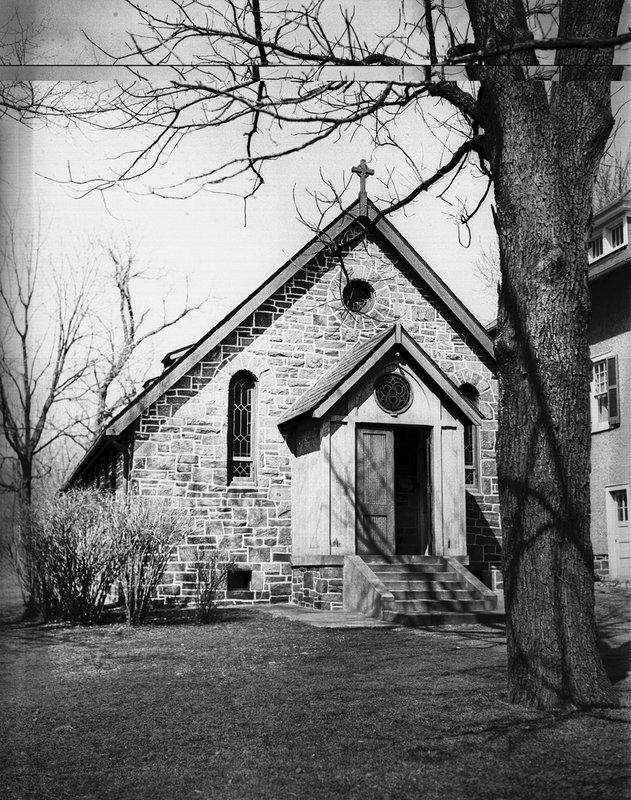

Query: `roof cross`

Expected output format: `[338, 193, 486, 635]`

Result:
[351, 158, 374, 217]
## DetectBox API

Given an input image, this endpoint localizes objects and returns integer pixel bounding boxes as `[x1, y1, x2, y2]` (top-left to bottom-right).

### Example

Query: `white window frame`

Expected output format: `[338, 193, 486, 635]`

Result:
[590, 354, 620, 432]
[588, 216, 627, 263]
[588, 233, 603, 261]
[609, 220, 625, 249]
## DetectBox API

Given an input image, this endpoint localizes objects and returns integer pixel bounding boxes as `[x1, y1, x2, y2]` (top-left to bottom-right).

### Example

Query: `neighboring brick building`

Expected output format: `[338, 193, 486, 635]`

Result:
[67, 192, 501, 609]
[587, 191, 631, 581]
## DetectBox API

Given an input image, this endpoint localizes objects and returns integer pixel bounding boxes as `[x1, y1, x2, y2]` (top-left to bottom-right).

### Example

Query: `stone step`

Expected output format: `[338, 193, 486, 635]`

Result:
[351, 555, 502, 627]
[382, 609, 505, 627]
[369, 562, 451, 573]
[385, 598, 494, 613]
[360, 555, 445, 564]
[390, 588, 479, 601]
[378, 572, 466, 586]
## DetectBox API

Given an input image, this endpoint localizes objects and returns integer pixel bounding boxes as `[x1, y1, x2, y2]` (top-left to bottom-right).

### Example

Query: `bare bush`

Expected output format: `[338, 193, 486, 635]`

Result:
[113, 498, 190, 626]
[15, 488, 122, 625]
[193, 543, 236, 623]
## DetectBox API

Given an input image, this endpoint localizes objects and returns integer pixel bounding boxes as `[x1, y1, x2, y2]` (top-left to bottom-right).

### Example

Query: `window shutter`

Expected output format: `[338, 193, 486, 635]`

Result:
[607, 355, 620, 425]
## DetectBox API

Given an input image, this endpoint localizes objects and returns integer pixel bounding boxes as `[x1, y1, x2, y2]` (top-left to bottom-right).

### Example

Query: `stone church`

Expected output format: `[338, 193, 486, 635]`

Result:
[68, 169, 503, 622]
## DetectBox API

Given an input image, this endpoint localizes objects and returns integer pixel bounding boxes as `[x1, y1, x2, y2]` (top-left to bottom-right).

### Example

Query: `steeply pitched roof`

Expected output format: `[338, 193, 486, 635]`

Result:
[61, 200, 494, 500]
[279, 322, 485, 427]
[278, 326, 393, 425]
[103, 198, 493, 440]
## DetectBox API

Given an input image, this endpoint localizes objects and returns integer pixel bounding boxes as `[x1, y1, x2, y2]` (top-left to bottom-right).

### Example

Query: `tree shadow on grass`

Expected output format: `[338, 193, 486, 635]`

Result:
[597, 602, 631, 684]
[98, 605, 261, 627]
[0, 606, 260, 648]
[599, 638, 631, 684]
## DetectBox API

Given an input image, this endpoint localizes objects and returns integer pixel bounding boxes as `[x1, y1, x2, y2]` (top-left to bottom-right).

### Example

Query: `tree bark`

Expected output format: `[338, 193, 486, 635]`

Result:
[479, 74, 619, 707]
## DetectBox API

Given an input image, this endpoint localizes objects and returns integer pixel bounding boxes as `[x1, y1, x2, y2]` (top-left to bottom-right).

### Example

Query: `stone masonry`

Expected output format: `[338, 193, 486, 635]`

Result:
[116, 227, 500, 606]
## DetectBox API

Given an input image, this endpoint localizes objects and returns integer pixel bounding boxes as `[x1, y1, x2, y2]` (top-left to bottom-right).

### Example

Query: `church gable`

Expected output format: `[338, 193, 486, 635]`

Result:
[132, 225, 494, 463]
[278, 323, 484, 428]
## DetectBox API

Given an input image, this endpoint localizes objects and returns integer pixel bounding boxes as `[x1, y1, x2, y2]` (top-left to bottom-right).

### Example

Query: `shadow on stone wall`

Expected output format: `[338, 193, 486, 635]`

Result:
[466, 491, 502, 585]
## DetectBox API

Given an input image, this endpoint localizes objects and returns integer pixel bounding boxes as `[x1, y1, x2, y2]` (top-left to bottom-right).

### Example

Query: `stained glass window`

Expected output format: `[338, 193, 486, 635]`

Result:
[374, 372, 412, 414]
[460, 384, 479, 489]
[228, 372, 256, 482]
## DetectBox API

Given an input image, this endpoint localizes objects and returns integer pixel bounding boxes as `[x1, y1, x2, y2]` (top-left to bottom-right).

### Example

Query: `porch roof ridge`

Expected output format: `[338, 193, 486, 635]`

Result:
[278, 323, 484, 427]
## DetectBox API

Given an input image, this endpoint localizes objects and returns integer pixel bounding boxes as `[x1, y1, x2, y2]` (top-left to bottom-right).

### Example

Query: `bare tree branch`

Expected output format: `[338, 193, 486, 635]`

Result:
[0, 215, 96, 504]
[89, 239, 207, 432]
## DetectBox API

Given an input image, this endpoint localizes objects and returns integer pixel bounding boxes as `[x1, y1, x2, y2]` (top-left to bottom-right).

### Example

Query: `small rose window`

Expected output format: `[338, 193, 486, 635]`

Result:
[374, 372, 412, 414]
[342, 280, 374, 313]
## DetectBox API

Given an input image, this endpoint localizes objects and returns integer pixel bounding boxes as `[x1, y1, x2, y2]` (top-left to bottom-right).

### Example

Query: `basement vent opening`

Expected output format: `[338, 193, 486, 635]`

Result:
[227, 569, 252, 591]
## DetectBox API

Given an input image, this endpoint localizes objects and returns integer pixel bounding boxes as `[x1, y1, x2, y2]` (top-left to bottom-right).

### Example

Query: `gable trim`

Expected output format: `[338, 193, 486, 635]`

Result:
[372, 211, 495, 361]
[106, 204, 363, 437]
[105, 199, 494, 440]
[281, 323, 484, 427]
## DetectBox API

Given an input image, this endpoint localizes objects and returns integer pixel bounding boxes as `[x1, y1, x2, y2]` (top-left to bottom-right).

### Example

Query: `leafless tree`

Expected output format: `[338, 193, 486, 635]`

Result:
[69, 1, 631, 708]
[0, 10, 95, 125]
[89, 239, 205, 434]
[475, 142, 631, 294]
[0, 216, 96, 506]
[473, 238, 501, 296]
[593, 144, 631, 210]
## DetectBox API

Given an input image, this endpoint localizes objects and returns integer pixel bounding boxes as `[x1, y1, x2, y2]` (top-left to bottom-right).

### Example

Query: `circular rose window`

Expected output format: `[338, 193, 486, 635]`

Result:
[342, 280, 374, 313]
[374, 372, 412, 414]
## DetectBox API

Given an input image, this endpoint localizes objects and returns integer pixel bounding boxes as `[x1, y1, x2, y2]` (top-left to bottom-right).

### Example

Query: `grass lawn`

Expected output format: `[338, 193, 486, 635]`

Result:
[0, 588, 630, 800]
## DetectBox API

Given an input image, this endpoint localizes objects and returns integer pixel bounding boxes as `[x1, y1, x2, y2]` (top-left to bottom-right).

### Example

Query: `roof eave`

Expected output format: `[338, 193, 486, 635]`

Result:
[105, 199, 367, 438]
[282, 324, 484, 428]
[103, 195, 496, 439]
[370, 213, 496, 363]
[63, 432, 109, 489]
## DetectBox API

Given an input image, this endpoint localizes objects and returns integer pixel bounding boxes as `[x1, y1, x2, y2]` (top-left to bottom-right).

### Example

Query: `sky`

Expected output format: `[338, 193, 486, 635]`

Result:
[1, 1, 630, 383]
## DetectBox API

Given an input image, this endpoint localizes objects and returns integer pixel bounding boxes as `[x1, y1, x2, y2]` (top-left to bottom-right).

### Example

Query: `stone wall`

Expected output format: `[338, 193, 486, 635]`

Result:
[593, 554, 610, 581]
[292, 566, 344, 610]
[105, 228, 501, 604]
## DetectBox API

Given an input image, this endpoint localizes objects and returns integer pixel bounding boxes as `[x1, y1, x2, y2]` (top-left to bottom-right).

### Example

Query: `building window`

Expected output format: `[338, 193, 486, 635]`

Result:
[589, 234, 603, 260]
[460, 384, 480, 490]
[374, 372, 413, 414]
[228, 371, 256, 483]
[610, 221, 625, 249]
[342, 280, 375, 313]
[613, 490, 629, 523]
[591, 356, 620, 431]
[588, 219, 626, 262]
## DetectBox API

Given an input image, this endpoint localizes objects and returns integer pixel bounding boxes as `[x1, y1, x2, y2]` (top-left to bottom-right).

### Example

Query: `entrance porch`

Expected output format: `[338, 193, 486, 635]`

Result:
[280, 324, 487, 611]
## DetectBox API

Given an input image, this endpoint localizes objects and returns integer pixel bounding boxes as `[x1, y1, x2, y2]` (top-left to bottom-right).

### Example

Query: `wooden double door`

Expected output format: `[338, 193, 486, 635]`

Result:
[356, 426, 431, 556]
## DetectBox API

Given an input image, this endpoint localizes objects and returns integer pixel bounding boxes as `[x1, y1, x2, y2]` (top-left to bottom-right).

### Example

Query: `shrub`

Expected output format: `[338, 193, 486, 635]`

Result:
[16, 488, 122, 625]
[113, 498, 189, 626]
[193, 543, 236, 623]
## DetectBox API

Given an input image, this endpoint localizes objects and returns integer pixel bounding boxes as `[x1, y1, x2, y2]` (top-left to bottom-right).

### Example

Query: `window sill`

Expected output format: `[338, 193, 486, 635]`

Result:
[591, 423, 620, 435]
[588, 242, 627, 264]
[227, 484, 260, 492]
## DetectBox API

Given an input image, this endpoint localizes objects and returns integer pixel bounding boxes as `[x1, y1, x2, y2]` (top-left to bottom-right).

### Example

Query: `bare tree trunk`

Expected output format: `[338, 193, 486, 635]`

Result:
[483, 77, 618, 707]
